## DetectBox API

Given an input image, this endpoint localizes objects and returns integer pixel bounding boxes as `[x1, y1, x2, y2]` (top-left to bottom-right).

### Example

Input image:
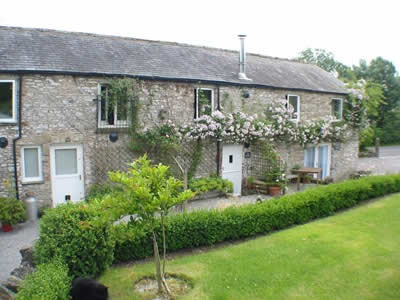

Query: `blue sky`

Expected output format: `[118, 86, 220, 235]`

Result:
[1, 0, 399, 72]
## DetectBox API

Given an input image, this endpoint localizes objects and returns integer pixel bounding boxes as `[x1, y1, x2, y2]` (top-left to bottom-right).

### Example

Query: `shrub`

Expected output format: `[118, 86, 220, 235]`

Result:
[189, 176, 233, 194]
[86, 183, 123, 202]
[0, 197, 26, 225]
[16, 259, 71, 300]
[34, 203, 115, 278]
[113, 174, 400, 263]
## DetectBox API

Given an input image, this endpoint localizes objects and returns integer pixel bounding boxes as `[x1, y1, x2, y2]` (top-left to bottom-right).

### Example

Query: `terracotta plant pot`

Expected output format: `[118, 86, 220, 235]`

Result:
[2, 224, 12, 232]
[269, 186, 281, 196]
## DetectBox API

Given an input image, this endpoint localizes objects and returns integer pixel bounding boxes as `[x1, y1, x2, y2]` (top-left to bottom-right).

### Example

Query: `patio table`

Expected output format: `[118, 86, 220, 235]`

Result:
[292, 167, 322, 191]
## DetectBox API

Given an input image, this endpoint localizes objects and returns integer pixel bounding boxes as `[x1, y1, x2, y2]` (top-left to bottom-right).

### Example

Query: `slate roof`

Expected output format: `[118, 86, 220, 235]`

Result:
[0, 26, 347, 94]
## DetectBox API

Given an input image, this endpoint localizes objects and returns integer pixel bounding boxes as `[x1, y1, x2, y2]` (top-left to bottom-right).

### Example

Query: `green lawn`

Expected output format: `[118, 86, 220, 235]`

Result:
[100, 193, 400, 299]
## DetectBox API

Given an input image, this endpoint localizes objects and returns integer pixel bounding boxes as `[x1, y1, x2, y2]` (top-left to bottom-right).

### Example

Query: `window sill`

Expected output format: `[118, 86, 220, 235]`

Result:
[21, 180, 44, 185]
[0, 121, 17, 126]
[96, 127, 130, 134]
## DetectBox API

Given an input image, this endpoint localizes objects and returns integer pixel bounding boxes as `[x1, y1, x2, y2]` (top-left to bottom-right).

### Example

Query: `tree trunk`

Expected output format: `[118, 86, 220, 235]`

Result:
[152, 231, 163, 293]
[162, 216, 166, 277]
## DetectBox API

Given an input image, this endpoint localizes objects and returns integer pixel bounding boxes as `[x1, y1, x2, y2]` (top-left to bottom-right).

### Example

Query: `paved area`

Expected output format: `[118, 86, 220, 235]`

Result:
[0, 220, 39, 282]
[357, 145, 400, 175]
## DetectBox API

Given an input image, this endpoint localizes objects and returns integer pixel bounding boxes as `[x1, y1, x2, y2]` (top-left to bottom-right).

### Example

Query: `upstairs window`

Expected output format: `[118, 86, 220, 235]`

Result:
[331, 98, 343, 121]
[0, 80, 17, 123]
[21, 146, 43, 183]
[98, 84, 129, 128]
[195, 88, 213, 119]
[287, 94, 300, 121]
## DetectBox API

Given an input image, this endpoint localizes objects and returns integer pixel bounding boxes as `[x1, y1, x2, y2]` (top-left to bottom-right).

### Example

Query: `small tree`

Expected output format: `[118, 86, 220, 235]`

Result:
[108, 155, 194, 295]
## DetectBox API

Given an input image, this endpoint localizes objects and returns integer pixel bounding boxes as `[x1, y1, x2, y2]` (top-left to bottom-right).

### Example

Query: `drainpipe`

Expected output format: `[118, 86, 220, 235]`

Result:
[12, 76, 22, 200]
[216, 85, 221, 175]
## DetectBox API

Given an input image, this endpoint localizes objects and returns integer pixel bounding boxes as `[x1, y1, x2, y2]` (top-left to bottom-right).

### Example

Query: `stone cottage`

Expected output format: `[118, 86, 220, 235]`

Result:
[0, 26, 356, 208]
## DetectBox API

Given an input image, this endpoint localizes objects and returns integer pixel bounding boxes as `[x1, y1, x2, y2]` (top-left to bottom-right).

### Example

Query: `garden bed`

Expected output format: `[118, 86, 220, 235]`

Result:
[189, 190, 226, 201]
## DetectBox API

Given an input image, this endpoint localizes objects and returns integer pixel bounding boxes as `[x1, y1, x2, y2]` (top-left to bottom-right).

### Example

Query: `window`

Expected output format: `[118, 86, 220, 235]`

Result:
[304, 144, 330, 179]
[287, 94, 300, 121]
[22, 146, 43, 182]
[98, 84, 128, 128]
[331, 98, 343, 120]
[0, 80, 17, 123]
[195, 88, 213, 119]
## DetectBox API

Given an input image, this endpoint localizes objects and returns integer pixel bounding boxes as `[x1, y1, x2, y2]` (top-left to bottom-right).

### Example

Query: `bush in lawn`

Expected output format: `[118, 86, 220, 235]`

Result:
[34, 202, 115, 278]
[16, 259, 71, 300]
[112, 174, 400, 263]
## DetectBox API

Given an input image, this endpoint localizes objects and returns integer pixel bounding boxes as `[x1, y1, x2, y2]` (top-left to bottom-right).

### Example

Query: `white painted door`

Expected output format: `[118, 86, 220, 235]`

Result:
[222, 144, 243, 195]
[50, 144, 85, 206]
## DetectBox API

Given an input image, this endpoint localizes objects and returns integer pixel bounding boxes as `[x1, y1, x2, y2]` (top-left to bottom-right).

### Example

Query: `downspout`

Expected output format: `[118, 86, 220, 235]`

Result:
[216, 85, 221, 175]
[12, 76, 22, 200]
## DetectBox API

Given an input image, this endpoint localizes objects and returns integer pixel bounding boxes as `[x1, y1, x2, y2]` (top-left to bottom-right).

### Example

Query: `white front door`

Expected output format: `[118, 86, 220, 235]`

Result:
[50, 144, 85, 206]
[222, 144, 243, 195]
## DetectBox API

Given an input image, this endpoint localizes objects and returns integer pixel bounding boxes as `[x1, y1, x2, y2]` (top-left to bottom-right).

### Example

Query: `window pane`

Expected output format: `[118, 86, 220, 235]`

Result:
[332, 99, 342, 119]
[100, 86, 107, 121]
[198, 89, 212, 117]
[305, 147, 315, 167]
[24, 148, 39, 178]
[288, 96, 298, 112]
[0, 82, 13, 119]
[107, 101, 115, 125]
[288, 95, 298, 119]
[55, 149, 77, 175]
[117, 101, 127, 121]
[318, 145, 329, 179]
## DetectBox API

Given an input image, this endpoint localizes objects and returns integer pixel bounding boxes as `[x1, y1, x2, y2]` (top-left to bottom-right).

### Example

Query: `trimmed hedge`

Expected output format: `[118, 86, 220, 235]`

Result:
[16, 259, 71, 300]
[113, 174, 400, 263]
[34, 203, 115, 278]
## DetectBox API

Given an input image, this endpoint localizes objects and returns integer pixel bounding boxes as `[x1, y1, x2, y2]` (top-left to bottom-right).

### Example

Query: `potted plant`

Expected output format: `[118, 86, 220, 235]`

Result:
[291, 164, 301, 174]
[0, 197, 27, 232]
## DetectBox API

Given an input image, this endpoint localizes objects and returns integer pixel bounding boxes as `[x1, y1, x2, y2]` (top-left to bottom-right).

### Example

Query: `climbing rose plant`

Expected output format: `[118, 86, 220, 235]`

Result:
[139, 99, 348, 147]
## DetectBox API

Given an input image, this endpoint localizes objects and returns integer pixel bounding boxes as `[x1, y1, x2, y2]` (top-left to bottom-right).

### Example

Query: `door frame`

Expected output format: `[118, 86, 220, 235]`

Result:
[50, 144, 85, 207]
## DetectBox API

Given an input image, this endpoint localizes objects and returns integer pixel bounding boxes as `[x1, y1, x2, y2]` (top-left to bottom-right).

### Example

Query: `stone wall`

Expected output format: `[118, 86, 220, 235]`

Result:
[0, 73, 358, 207]
[0, 74, 19, 198]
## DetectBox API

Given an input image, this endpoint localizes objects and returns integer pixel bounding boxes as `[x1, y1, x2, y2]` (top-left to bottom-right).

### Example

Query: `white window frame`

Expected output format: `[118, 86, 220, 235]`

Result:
[304, 143, 331, 179]
[195, 88, 214, 119]
[97, 84, 129, 128]
[287, 94, 300, 122]
[21, 145, 43, 183]
[331, 98, 343, 121]
[0, 79, 17, 123]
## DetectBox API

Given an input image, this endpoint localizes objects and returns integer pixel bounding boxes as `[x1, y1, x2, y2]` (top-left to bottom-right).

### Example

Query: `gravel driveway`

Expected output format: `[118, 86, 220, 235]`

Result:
[357, 145, 400, 175]
[0, 221, 39, 283]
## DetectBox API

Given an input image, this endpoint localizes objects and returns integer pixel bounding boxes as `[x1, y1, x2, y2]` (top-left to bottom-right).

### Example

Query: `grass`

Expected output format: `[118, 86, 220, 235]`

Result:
[100, 193, 400, 299]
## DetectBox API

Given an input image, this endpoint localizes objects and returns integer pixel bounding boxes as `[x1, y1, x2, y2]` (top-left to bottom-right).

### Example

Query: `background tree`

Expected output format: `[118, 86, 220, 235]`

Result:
[297, 49, 400, 146]
[296, 48, 348, 76]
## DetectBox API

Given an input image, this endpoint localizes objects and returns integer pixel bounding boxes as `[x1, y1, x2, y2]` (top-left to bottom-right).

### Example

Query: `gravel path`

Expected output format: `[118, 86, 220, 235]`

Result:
[0, 221, 39, 282]
[357, 146, 400, 175]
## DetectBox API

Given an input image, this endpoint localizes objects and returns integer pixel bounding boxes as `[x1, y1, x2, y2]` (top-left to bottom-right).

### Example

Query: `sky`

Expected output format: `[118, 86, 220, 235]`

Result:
[1, 0, 399, 72]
